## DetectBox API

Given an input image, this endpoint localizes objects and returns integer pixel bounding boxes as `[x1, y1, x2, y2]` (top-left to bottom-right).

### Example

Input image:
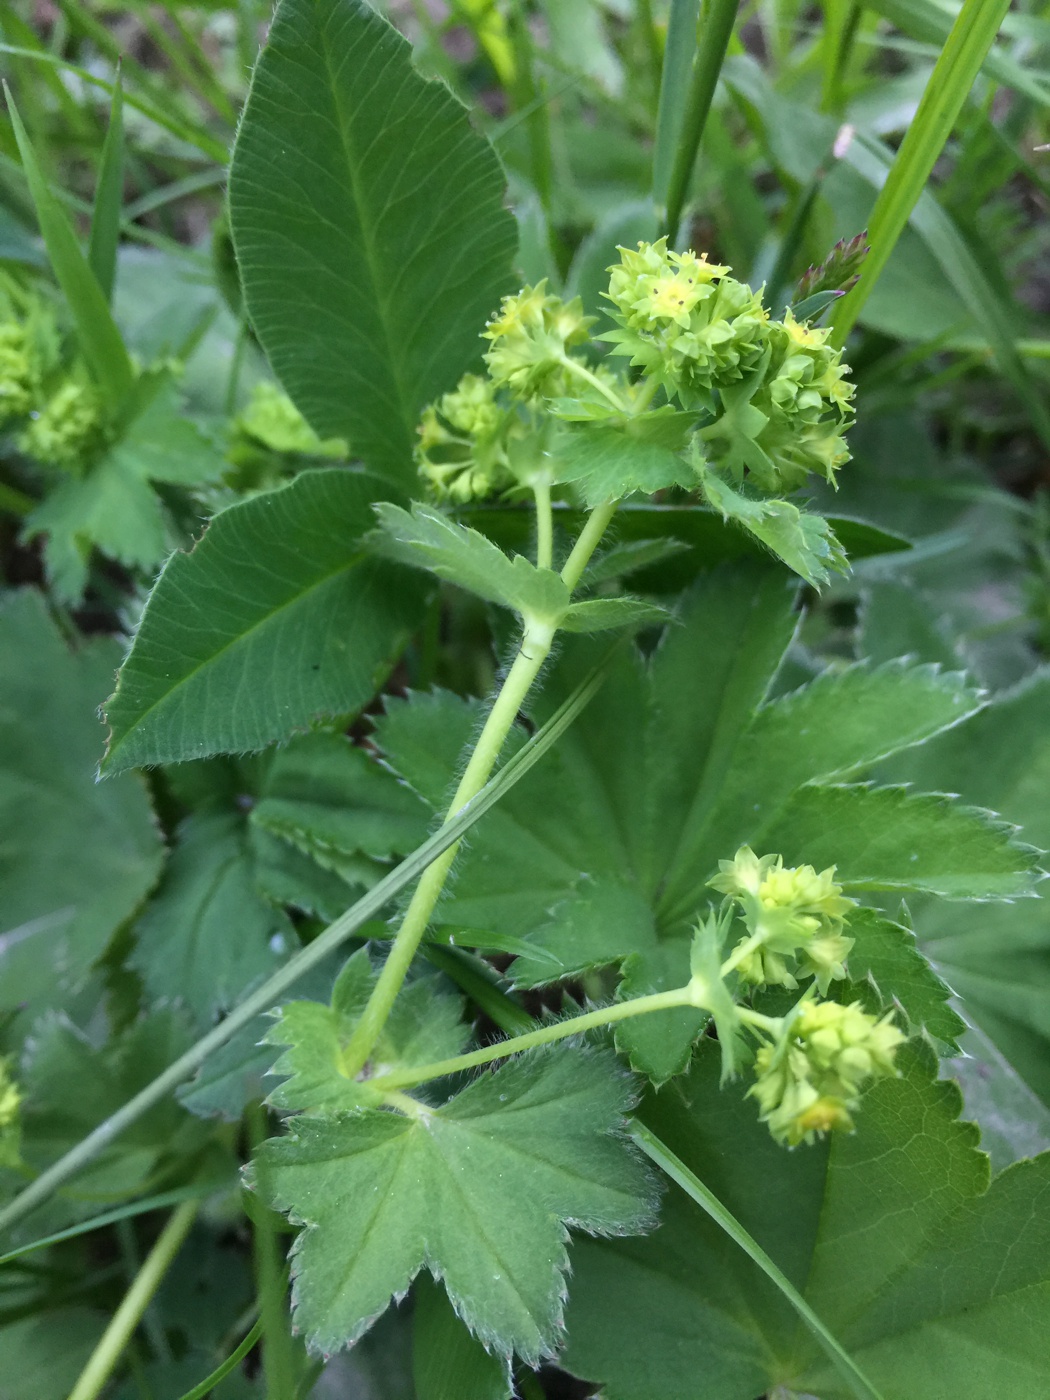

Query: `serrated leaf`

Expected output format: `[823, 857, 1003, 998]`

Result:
[250, 731, 430, 869]
[229, 0, 516, 485]
[375, 565, 1019, 1081]
[0, 591, 163, 1020]
[698, 465, 849, 587]
[554, 420, 701, 507]
[559, 596, 671, 634]
[131, 810, 292, 1029]
[562, 1039, 1050, 1399]
[266, 947, 469, 1114]
[103, 469, 427, 772]
[371, 503, 569, 619]
[25, 378, 225, 602]
[412, 1273, 511, 1400]
[843, 907, 965, 1052]
[254, 1048, 655, 1362]
[250, 824, 374, 922]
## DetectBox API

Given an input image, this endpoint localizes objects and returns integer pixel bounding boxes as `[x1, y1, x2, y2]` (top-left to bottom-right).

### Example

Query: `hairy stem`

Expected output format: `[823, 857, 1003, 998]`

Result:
[67, 1199, 198, 1400]
[533, 479, 553, 569]
[561, 500, 619, 591]
[374, 986, 697, 1091]
[560, 355, 630, 413]
[340, 616, 556, 1076]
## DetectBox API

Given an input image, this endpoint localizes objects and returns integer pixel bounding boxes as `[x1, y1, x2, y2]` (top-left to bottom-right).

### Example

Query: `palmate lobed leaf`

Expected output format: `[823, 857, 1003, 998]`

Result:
[229, 0, 517, 487]
[0, 591, 163, 1021]
[253, 1047, 656, 1363]
[561, 1040, 1050, 1400]
[103, 469, 427, 772]
[372, 563, 1035, 1080]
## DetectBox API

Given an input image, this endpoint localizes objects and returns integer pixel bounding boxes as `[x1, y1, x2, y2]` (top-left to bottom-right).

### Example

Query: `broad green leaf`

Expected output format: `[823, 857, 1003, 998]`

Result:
[267, 949, 469, 1114]
[229, 0, 516, 485]
[103, 469, 427, 772]
[0, 591, 163, 1018]
[371, 503, 569, 621]
[559, 596, 671, 633]
[88, 71, 123, 303]
[0, 1312, 106, 1400]
[4, 85, 134, 407]
[254, 1048, 655, 1361]
[250, 825, 379, 922]
[412, 1274, 511, 1400]
[879, 671, 1050, 1101]
[554, 420, 700, 508]
[375, 565, 1023, 1079]
[562, 1040, 1050, 1399]
[131, 811, 292, 1029]
[250, 731, 430, 870]
[25, 377, 225, 602]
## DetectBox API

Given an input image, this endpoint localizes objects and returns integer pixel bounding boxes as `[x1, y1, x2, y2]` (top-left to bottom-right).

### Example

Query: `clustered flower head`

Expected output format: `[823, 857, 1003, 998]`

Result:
[604, 239, 855, 493]
[0, 321, 34, 425]
[604, 238, 769, 395]
[18, 378, 107, 473]
[482, 281, 593, 400]
[0, 1056, 21, 1170]
[417, 372, 515, 504]
[750, 999, 904, 1146]
[711, 846, 856, 992]
[236, 381, 345, 458]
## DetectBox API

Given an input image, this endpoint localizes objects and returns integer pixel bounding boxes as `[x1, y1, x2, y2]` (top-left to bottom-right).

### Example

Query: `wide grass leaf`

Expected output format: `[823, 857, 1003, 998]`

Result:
[253, 1047, 655, 1362]
[561, 1040, 1050, 1399]
[0, 591, 163, 1018]
[373, 564, 1032, 1080]
[103, 469, 426, 772]
[229, 0, 517, 486]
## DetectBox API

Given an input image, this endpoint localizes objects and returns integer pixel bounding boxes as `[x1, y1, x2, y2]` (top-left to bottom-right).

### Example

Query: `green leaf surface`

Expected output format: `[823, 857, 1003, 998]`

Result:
[554, 421, 701, 508]
[878, 671, 1050, 1101]
[229, 0, 516, 485]
[371, 503, 569, 621]
[0, 591, 163, 1018]
[88, 72, 124, 303]
[844, 907, 964, 1052]
[562, 1040, 1050, 1399]
[26, 378, 225, 602]
[375, 565, 1022, 1080]
[254, 1048, 655, 1362]
[412, 1274, 511, 1400]
[131, 811, 292, 1029]
[103, 469, 427, 772]
[266, 948, 469, 1114]
[250, 731, 430, 870]
[4, 85, 134, 407]
[0, 1311, 106, 1400]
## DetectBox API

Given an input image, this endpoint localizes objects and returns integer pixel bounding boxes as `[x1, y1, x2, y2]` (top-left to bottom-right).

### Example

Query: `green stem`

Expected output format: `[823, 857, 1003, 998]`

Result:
[179, 1319, 265, 1400]
[663, 0, 741, 244]
[340, 615, 557, 1077]
[373, 987, 696, 1091]
[561, 501, 619, 591]
[248, 1104, 296, 1400]
[67, 1200, 198, 1400]
[560, 356, 630, 413]
[629, 1123, 886, 1400]
[736, 1005, 782, 1035]
[720, 927, 764, 977]
[533, 480, 553, 569]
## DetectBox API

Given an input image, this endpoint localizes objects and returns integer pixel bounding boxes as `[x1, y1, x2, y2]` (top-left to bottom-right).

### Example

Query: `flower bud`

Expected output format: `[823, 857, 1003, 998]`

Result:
[416, 373, 514, 504]
[483, 282, 593, 399]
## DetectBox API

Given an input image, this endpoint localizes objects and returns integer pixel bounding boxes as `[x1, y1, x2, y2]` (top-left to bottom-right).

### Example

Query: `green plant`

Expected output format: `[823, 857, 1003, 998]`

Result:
[2, 1, 1050, 1398]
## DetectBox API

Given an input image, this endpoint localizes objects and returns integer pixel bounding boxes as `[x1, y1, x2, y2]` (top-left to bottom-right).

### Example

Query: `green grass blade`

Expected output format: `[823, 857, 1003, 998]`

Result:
[0, 654, 611, 1237]
[88, 70, 123, 304]
[662, 0, 741, 244]
[4, 85, 134, 408]
[829, 0, 1011, 346]
[175, 1319, 264, 1400]
[0, 1181, 232, 1267]
[630, 1122, 886, 1400]
[652, 0, 700, 213]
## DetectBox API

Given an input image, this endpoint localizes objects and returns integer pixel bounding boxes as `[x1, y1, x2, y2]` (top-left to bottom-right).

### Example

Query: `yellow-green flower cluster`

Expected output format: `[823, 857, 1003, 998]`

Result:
[744, 311, 856, 493]
[19, 379, 107, 474]
[604, 239, 769, 396]
[0, 1057, 21, 1170]
[0, 322, 34, 425]
[482, 282, 593, 400]
[750, 1000, 904, 1146]
[237, 381, 345, 458]
[417, 372, 514, 504]
[711, 846, 855, 992]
